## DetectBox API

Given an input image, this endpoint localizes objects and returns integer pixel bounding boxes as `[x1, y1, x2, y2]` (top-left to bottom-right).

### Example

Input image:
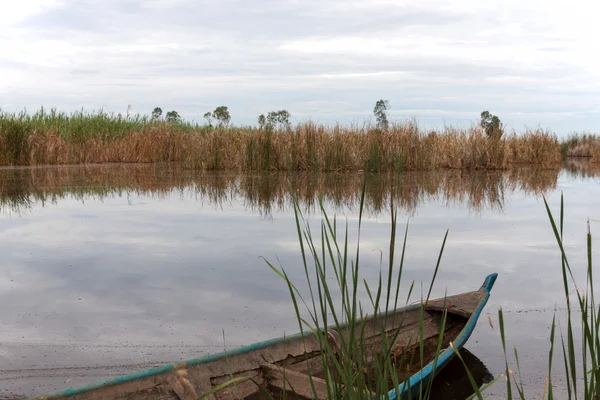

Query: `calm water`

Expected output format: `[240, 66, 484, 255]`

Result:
[0, 164, 599, 399]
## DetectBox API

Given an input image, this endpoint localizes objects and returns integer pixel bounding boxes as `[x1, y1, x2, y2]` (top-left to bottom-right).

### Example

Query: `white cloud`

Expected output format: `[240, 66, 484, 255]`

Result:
[0, 0, 64, 26]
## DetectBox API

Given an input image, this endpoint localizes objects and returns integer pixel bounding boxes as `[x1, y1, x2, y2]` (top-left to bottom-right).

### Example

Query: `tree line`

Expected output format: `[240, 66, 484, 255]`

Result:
[150, 102, 504, 138]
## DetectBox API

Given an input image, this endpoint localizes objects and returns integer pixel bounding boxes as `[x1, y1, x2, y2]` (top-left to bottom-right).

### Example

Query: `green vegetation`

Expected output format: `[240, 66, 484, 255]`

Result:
[258, 110, 292, 130]
[373, 99, 390, 130]
[151, 107, 163, 120]
[480, 111, 504, 140]
[204, 106, 231, 128]
[165, 110, 181, 123]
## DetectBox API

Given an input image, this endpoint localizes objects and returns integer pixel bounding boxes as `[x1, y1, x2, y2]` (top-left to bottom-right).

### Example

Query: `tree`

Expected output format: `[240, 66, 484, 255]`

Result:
[165, 110, 181, 123]
[269, 110, 291, 127]
[151, 107, 163, 120]
[373, 100, 389, 130]
[203, 112, 213, 127]
[258, 114, 266, 128]
[212, 106, 231, 127]
[259, 110, 291, 130]
[480, 111, 504, 139]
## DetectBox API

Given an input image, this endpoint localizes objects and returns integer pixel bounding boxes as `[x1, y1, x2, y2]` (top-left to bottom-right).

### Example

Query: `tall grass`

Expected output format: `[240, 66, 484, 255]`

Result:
[0, 108, 563, 170]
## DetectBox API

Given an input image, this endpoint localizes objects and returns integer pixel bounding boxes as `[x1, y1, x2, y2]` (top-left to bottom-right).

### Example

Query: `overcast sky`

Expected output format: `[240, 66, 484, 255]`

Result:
[1, 0, 599, 135]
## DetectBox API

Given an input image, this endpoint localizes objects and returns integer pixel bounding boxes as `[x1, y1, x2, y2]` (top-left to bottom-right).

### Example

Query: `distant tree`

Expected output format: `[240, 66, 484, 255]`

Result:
[258, 114, 266, 129]
[373, 100, 389, 130]
[212, 106, 231, 127]
[203, 112, 213, 127]
[269, 110, 291, 127]
[480, 111, 504, 139]
[165, 110, 181, 123]
[259, 110, 291, 130]
[151, 107, 163, 120]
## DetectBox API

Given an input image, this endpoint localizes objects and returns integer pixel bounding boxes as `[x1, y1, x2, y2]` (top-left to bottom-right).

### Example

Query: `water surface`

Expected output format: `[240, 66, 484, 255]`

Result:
[0, 163, 599, 398]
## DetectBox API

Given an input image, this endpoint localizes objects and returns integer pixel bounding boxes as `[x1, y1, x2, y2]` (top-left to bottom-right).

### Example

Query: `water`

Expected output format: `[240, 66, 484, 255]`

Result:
[0, 163, 598, 399]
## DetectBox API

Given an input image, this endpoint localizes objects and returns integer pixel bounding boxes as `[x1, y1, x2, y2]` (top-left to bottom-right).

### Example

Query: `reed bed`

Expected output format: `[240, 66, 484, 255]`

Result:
[0, 109, 563, 170]
[0, 164, 571, 217]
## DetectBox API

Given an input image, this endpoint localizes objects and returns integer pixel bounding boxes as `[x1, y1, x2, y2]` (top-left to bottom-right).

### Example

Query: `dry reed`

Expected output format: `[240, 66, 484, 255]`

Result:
[0, 110, 564, 170]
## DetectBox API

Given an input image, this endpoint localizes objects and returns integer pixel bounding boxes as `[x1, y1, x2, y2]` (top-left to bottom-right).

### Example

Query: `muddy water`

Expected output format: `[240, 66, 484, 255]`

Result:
[0, 163, 599, 399]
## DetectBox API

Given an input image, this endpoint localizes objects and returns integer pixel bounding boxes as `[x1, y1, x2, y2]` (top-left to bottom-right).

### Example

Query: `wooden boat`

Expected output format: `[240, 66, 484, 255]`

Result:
[31, 273, 497, 400]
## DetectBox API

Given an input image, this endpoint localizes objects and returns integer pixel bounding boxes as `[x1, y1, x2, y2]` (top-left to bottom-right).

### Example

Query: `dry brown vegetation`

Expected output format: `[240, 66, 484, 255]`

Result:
[0, 163, 578, 217]
[0, 120, 563, 171]
[561, 133, 600, 162]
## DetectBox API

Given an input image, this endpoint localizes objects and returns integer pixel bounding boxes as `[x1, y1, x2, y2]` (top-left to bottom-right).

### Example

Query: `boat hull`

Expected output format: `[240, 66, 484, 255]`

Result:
[30, 273, 498, 400]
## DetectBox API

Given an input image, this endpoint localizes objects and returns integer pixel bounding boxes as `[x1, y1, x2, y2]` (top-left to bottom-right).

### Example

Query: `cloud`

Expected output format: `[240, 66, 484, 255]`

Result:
[1, 0, 599, 134]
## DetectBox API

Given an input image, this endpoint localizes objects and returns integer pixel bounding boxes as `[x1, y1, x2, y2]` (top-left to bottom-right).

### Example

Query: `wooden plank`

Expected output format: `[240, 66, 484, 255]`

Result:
[263, 363, 380, 400]
[425, 290, 484, 318]
[287, 314, 437, 376]
[262, 363, 330, 400]
[212, 370, 265, 400]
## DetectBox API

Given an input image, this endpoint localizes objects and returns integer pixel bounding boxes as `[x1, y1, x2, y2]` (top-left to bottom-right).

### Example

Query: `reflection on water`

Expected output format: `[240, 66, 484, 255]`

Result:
[563, 158, 600, 180]
[1, 162, 599, 398]
[0, 163, 578, 217]
[429, 348, 494, 400]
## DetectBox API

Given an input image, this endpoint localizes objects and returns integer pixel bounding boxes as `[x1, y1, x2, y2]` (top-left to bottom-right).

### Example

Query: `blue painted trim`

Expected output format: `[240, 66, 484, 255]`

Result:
[30, 273, 498, 400]
[386, 273, 498, 400]
[482, 273, 498, 293]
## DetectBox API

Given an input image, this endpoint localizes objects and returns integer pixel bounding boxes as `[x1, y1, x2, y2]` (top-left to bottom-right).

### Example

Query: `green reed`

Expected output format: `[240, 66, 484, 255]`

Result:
[254, 170, 486, 400]
[490, 194, 600, 399]
[0, 107, 199, 141]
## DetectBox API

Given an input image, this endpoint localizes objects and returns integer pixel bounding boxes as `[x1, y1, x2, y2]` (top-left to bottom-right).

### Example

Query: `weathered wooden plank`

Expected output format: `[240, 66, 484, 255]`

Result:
[212, 370, 265, 400]
[425, 290, 484, 318]
[262, 363, 330, 400]
[286, 314, 437, 376]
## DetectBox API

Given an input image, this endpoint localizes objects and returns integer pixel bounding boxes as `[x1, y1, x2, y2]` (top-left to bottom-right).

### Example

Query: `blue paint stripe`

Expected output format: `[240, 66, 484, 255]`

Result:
[30, 273, 498, 400]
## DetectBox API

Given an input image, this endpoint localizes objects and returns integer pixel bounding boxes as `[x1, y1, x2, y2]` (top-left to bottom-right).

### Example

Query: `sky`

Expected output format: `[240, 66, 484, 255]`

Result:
[1, 0, 599, 135]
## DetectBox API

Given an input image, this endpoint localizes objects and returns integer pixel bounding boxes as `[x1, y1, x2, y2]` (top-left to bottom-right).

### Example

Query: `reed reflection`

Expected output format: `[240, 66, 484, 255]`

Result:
[1, 163, 596, 217]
